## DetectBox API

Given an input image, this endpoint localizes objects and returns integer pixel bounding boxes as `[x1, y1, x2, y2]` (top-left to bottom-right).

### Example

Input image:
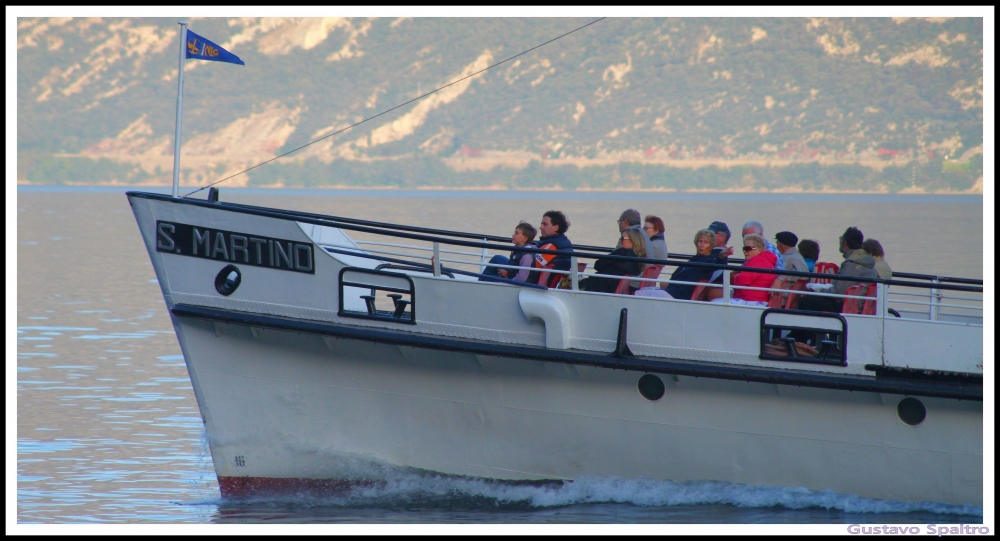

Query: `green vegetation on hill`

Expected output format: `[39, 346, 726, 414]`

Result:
[17, 153, 151, 185]
[243, 155, 982, 193]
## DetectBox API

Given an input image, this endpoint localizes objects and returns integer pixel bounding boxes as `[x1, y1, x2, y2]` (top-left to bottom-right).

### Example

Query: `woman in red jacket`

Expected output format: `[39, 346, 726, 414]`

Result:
[711, 233, 777, 306]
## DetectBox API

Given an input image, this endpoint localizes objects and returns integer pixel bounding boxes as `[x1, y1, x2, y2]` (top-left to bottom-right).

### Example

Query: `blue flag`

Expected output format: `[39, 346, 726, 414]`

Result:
[186, 30, 244, 66]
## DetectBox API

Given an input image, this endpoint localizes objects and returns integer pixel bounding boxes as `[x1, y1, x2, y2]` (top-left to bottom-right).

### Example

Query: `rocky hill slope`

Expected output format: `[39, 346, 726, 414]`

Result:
[17, 17, 983, 192]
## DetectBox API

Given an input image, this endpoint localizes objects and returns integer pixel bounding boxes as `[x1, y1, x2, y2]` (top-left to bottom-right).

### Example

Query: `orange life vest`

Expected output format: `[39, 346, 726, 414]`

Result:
[533, 242, 558, 268]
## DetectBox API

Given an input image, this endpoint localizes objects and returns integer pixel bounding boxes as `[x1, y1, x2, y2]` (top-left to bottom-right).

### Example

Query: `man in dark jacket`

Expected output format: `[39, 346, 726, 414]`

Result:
[708, 221, 732, 260]
[798, 226, 878, 313]
[707, 221, 733, 284]
[527, 210, 573, 287]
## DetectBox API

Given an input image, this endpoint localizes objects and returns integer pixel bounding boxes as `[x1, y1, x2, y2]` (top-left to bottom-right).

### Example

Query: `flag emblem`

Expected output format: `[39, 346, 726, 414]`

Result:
[185, 30, 244, 66]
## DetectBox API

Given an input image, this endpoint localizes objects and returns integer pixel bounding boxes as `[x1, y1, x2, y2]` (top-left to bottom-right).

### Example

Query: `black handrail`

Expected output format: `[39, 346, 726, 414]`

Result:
[127, 191, 984, 293]
[243, 198, 981, 284]
[890, 272, 984, 285]
[208, 198, 986, 284]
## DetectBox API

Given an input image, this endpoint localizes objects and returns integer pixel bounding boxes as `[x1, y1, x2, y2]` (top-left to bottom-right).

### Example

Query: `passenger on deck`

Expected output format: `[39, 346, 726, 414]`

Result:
[742, 220, 785, 270]
[615, 209, 651, 290]
[616, 209, 651, 250]
[708, 233, 777, 306]
[579, 229, 645, 294]
[775, 231, 809, 275]
[863, 239, 893, 279]
[643, 215, 669, 260]
[797, 239, 820, 272]
[708, 221, 733, 261]
[527, 211, 573, 287]
[637, 229, 720, 300]
[797, 227, 878, 313]
[705, 221, 733, 285]
[479, 221, 536, 283]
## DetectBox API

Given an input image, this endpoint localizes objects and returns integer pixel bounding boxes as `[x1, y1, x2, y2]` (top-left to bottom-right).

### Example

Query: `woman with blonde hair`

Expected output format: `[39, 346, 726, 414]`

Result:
[646, 229, 722, 300]
[580, 228, 645, 294]
[708, 233, 778, 306]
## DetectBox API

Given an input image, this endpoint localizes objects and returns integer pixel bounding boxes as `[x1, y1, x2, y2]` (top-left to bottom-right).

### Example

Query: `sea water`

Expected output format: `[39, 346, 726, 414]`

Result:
[14, 186, 986, 526]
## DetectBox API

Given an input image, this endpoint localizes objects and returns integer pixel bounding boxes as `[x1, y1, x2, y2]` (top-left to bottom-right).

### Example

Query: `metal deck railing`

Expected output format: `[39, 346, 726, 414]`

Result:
[128, 191, 985, 326]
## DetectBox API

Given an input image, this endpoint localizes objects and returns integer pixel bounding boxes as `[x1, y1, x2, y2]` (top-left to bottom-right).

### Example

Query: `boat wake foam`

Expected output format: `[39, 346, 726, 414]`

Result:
[203, 460, 982, 517]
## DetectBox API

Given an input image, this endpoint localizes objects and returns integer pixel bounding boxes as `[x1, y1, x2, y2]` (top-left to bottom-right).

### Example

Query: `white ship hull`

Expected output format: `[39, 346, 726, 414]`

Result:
[128, 191, 983, 506]
[178, 317, 982, 505]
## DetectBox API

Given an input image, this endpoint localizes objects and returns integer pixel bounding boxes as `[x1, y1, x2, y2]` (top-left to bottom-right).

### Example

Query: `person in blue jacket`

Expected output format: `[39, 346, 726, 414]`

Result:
[663, 229, 724, 300]
[527, 210, 573, 287]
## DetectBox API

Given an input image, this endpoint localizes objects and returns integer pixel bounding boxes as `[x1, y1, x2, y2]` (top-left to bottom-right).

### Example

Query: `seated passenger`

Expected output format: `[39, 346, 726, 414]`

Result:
[709, 233, 777, 306]
[640, 229, 720, 300]
[797, 227, 878, 313]
[527, 210, 573, 287]
[706, 221, 733, 284]
[797, 239, 820, 273]
[579, 229, 645, 294]
[863, 238, 892, 279]
[479, 221, 537, 283]
[617, 209, 652, 290]
[775, 231, 808, 275]
[643, 215, 669, 260]
[616, 209, 651, 249]
[707, 221, 733, 260]
[742, 220, 784, 270]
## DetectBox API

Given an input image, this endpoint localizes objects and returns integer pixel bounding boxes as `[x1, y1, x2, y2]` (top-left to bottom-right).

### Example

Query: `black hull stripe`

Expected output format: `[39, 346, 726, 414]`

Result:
[170, 304, 982, 401]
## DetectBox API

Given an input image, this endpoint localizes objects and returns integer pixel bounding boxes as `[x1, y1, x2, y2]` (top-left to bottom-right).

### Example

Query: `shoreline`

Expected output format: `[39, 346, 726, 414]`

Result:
[15, 183, 985, 201]
[14, 180, 985, 196]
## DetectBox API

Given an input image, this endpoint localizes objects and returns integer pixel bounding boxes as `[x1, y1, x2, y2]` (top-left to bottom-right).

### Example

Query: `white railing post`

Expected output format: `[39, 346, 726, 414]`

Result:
[432, 242, 441, 277]
[929, 278, 940, 321]
[877, 282, 887, 319]
[723, 270, 732, 302]
[480, 238, 488, 274]
[571, 256, 579, 291]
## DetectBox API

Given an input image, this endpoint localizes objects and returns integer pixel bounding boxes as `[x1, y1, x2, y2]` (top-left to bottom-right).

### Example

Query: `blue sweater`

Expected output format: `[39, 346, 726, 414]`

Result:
[665, 254, 721, 300]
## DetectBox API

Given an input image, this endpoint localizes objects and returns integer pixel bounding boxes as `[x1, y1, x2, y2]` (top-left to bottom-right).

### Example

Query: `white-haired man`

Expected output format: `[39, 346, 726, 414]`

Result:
[742, 220, 784, 270]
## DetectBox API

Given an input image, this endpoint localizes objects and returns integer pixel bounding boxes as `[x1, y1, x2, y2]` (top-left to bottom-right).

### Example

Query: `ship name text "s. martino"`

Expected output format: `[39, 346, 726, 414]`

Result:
[155, 221, 314, 274]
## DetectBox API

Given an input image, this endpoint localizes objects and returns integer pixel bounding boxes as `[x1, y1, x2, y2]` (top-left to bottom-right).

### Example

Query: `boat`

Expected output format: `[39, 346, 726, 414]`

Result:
[126, 188, 983, 505]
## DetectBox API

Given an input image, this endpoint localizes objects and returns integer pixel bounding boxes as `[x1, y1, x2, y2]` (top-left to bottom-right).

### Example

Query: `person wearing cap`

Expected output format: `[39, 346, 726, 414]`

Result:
[705, 221, 733, 285]
[775, 231, 809, 274]
[707, 221, 733, 260]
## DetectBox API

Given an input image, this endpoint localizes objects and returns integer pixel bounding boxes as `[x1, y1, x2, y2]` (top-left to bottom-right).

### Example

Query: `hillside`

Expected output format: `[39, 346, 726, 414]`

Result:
[16, 17, 984, 192]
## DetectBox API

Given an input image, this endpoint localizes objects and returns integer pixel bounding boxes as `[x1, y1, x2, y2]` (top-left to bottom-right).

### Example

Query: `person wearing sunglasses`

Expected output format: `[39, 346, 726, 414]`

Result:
[580, 228, 645, 294]
[709, 233, 777, 306]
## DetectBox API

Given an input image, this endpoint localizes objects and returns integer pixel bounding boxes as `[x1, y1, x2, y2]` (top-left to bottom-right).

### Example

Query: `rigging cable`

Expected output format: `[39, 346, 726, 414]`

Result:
[184, 17, 605, 197]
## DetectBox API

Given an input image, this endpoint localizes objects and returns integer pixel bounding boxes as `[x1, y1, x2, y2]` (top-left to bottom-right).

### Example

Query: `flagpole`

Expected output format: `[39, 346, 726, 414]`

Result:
[172, 21, 188, 198]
